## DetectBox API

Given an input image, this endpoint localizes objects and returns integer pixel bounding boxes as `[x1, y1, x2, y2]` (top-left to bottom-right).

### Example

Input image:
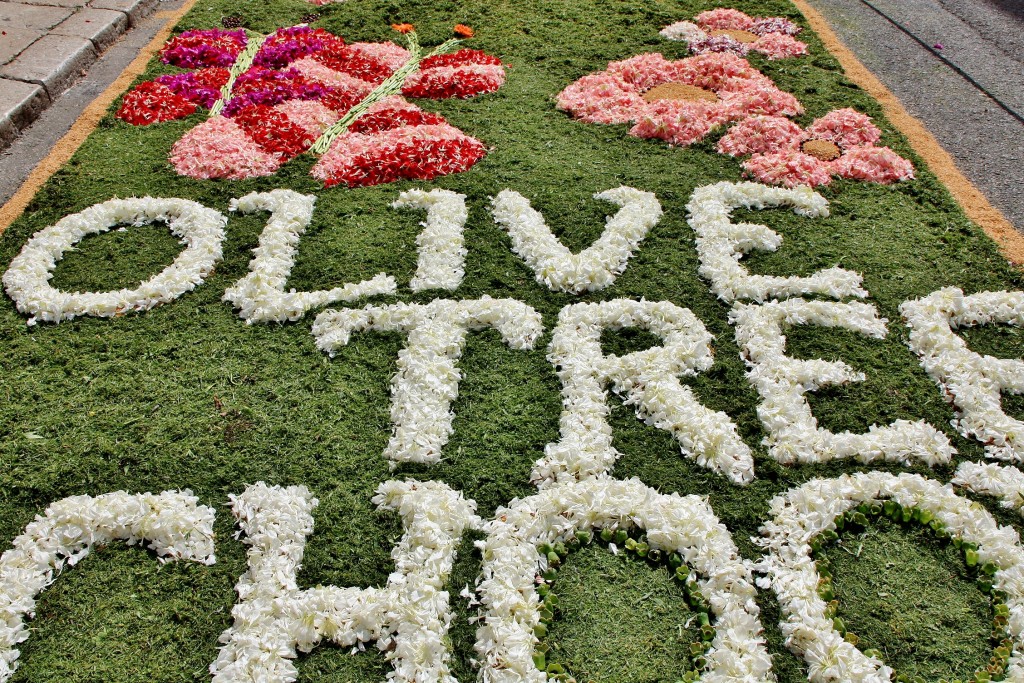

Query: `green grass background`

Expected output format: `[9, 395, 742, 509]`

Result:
[1, 0, 1022, 680]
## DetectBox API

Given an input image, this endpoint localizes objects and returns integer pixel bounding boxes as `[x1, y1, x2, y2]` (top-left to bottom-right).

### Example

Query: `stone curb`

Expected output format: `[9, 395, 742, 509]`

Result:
[0, 77, 49, 147]
[0, 0, 158, 151]
[88, 0, 156, 27]
[53, 7, 128, 52]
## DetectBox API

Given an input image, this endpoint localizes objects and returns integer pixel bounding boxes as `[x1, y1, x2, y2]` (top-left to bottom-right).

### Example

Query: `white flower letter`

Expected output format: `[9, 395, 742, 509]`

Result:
[687, 181, 865, 303]
[0, 490, 216, 681]
[535, 299, 754, 486]
[954, 462, 1024, 516]
[758, 472, 1024, 683]
[393, 189, 469, 293]
[211, 480, 479, 683]
[475, 476, 773, 683]
[902, 287, 1024, 461]
[731, 298, 953, 466]
[223, 190, 397, 323]
[3, 197, 226, 325]
[490, 187, 662, 294]
[312, 298, 544, 467]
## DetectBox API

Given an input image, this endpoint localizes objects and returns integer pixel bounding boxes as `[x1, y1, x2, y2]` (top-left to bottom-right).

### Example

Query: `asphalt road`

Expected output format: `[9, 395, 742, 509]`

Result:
[804, 0, 1024, 232]
[1, 0, 1021, 234]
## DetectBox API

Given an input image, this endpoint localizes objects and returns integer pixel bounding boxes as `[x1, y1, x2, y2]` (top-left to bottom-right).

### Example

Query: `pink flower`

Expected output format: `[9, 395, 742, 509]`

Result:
[169, 116, 281, 179]
[742, 151, 833, 187]
[272, 100, 340, 135]
[347, 41, 412, 70]
[717, 108, 914, 186]
[661, 8, 808, 61]
[696, 8, 756, 30]
[557, 52, 802, 148]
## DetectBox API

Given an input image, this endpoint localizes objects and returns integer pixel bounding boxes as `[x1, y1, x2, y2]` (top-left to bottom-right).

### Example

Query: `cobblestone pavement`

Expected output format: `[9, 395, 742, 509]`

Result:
[805, 0, 1024, 232]
[0, 0, 182, 204]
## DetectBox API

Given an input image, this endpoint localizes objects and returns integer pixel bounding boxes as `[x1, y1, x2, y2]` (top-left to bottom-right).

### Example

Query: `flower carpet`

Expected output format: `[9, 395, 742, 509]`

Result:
[1, 0, 1024, 681]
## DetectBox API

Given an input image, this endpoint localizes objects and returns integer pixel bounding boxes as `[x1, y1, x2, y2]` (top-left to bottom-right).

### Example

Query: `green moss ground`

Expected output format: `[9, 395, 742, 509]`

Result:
[1, 0, 1023, 680]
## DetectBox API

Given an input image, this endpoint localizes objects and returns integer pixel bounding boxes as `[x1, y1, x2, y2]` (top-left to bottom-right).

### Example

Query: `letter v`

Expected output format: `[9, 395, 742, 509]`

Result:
[490, 186, 661, 294]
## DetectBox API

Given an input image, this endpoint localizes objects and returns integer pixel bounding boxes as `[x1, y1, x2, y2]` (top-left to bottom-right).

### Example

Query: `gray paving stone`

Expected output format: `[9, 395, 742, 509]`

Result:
[938, 0, 1024, 59]
[0, 26, 42, 65]
[87, 0, 154, 27]
[52, 7, 126, 50]
[0, 33, 95, 97]
[0, 2, 73, 31]
[0, 76, 48, 146]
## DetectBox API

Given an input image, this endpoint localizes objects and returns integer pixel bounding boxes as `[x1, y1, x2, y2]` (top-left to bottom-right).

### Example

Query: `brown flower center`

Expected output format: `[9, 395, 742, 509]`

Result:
[801, 139, 842, 161]
[709, 29, 760, 44]
[643, 82, 719, 104]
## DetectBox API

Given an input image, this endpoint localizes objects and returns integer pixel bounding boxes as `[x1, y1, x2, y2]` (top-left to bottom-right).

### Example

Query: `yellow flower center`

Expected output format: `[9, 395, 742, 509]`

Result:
[643, 82, 719, 104]
[801, 139, 842, 161]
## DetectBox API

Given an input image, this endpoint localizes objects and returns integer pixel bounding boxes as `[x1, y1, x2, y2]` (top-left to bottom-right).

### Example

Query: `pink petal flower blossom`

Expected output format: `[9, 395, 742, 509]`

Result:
[557, 52, 803, 148]
[717, 108, 914, 187]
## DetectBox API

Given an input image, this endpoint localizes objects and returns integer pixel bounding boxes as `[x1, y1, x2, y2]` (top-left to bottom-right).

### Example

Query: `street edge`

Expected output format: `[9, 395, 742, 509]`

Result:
[0, 0, 198, 235]
[790, 0, 1024, 265]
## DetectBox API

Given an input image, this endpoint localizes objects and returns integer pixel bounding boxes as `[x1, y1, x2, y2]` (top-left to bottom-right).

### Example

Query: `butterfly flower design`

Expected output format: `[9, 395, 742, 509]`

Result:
[117, 24, 505, 187]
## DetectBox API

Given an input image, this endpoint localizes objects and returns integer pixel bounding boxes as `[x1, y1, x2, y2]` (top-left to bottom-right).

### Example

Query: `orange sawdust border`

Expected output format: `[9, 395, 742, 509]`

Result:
[0, 0, 1020, 264]
[0, 0, 198, 235]
[789, 0, 1024, 264]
